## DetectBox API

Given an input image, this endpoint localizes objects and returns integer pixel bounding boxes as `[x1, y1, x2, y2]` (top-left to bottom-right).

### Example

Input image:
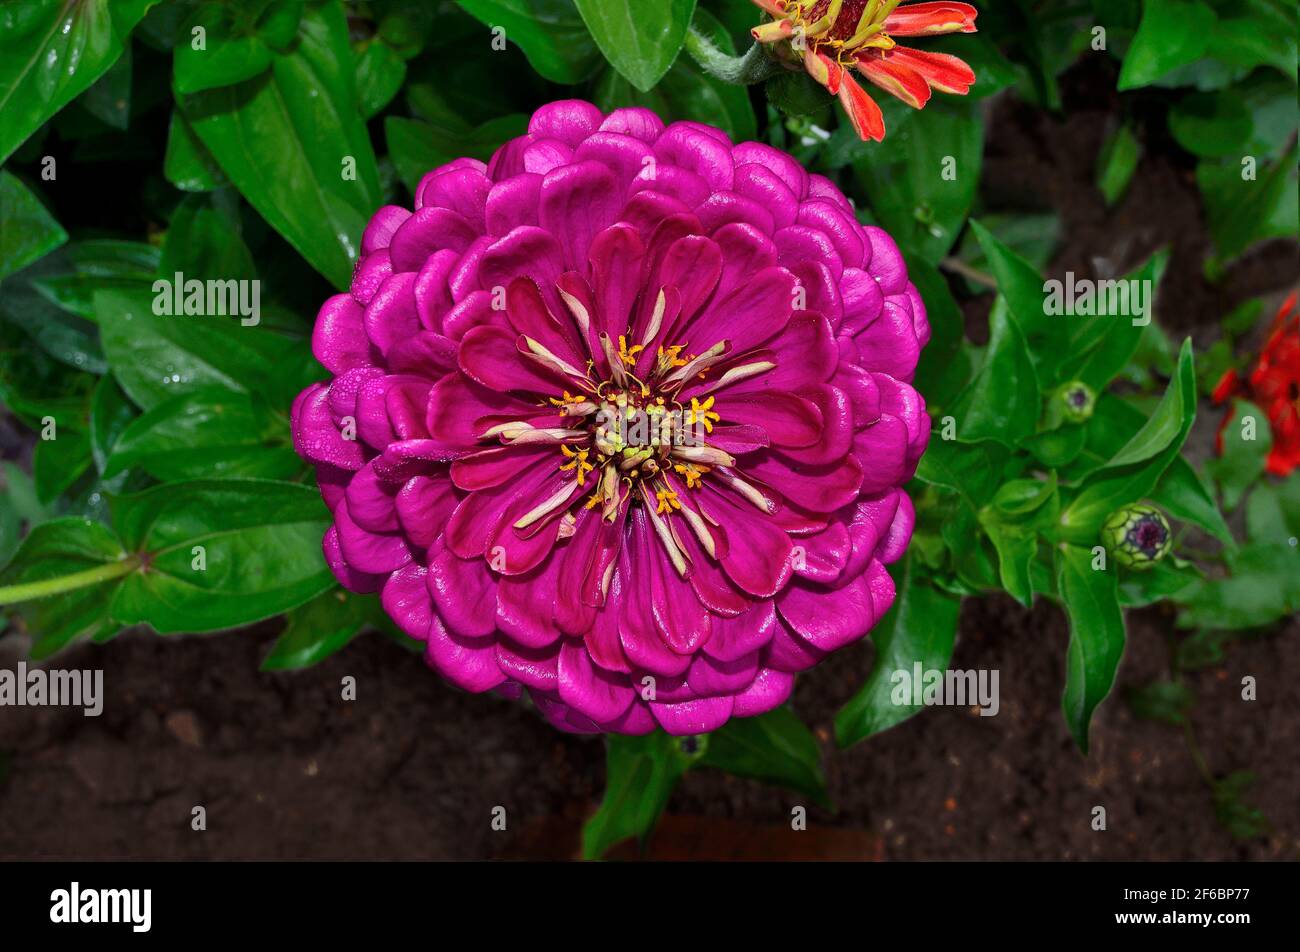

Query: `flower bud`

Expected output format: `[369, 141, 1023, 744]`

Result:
[1057, 381, 1096, 423]
[1102, 504, 1172, 570]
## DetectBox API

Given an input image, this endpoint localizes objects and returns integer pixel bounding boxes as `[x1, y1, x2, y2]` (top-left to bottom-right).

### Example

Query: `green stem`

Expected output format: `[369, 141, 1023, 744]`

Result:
[0, 557, 139, 605]
[683, 31, 783, 86]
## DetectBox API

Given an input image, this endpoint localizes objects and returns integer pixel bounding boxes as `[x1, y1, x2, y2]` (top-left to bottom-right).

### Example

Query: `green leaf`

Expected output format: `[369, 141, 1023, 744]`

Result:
[1198, 143, 1299, 264]
[835, 557, 962, 747]
[593, 8, 755, 143]
[164, 109, 229, 192]
[1178, 542, 1300, 630]
[1118, 558, 1201, 607]
[582, 731, 696, 859]
[0, 171, 68, 281]
[1096, 123, 1140, 205]
[0, 0, 156, 163]
[1062, 339, 1196, 537]
[1065, 247, 1169, 391]
[180, 2, 382, 288]
[172, 2, 271, 94]
[160, 194, 257, 282]
[969, 218, 1069, 384]
[89, 374, 136, 473]
[1212, 770, 1271, 840]
[27, 239, 160, 321]
[261, 586, 367, 670]
[1213, 0, 1297, 76]
[700, 706, 829, 807]
[947, 296, 1040, 446]
[907, 253, 967, 411]
[355, 39, 406, 120]
[33, 429, 93, 504]
[385, 114, 528, 196]
[1057, 543, 1125, 753]
[108, 478, 334, 633]
[1244, 474, 1300, 546]
[853, 99, 982, 263]
[914, 438, 1008, 507]
[575, 0, 695, 92]
[1117, 0, 1216, 90]
[96, 286, 296, 411]
[1169, 89, 1253, 158]
[104, 387, 298, 481]
[78, 43, 132, 129]
[0, 517, 129, 656]
[1150, 457, 1233, 546]
[456, 0, 602, 84]
[1203, 399, 1272, 511]
[1124, 679, 1194, 726]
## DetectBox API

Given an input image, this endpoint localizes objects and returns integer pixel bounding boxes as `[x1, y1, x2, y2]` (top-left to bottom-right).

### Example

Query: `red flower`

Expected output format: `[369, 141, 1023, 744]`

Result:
[1213, 291, 1300, 476]
[750, 0, 978, 141]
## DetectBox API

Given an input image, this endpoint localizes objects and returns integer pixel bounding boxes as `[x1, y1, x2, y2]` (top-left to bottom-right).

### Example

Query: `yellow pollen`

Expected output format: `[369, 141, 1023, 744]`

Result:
[655, 489, 681, 514]
[658, 344, 689, 368]
[673, 462, 710, 489]
[687, 395, 721, 434]
[617, 335, 644, 368]
[559, 444, 594, 485]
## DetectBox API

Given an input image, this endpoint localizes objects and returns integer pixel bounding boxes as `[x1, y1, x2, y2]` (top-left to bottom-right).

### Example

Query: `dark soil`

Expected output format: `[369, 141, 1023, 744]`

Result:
[1, 57, 1297, 862]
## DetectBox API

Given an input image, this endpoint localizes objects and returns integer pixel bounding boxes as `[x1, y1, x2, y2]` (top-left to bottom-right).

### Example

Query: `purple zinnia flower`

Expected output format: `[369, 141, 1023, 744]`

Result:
[291, 100, 930, 735]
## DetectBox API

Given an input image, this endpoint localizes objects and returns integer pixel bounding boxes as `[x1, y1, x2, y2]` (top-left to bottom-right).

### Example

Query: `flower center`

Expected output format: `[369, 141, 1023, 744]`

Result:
[1128, 517, 1167, 556]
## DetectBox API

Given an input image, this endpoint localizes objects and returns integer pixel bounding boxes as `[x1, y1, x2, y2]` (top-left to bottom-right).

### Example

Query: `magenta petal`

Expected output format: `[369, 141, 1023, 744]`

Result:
[528, 99, 603, 147]
[361, 205, 412, 255]
[293, 383, 366, 470]
[855, 414, 909, 495]
[703, 602, 779, 662]
[382, 563, 433, 640]
[428, 542, 498, 637]
[389, 207, 479, 272]
[425, 616, 505, 692]
[702, 485, 794, 598]
[477, 225, 564, 292]
[345, 462, 400, 532]
[313, 294, 373, 374]
[558, 639, 636, 723]
[687, 650, 758, 696]
[418, 167, 492, 230]
[395, 475, 458, 550]
[539, 160, 620, 271]
[875, 490, 916, 564]
[496, 555, 563, 649]
[650, 695, 734, 735]
[322, 525, 384, 593]
[334, 499, 412, 574]
[686, 266, 796, 354]
[722, 392, 823, 448]
[732, 668, 795, 717]
[598, 106, 664, 142]
[733, 163, 798, 228]
[496, 639, 559, 691]
[458, 325, 565, 395]
[777, 572, 876, 652]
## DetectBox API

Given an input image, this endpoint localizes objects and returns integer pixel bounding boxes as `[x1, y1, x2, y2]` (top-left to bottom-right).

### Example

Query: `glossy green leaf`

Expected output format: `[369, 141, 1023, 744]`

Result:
[1150, 456, 1232, 545]
[835, 557, 962, 747]
[1117, 0, 1216, 90]
[1177, 542, 1300, 630]
[853, 99, 982, 263]
[96, 286, 297, 410]
[1198, 143, 1299, 264]
[0, 171, 67, 282]
[947, 296, 1040, 446]
[28, 239, 160, 321]
[180, 2, 381, 288]
[33, 430, 93, 504]
[1062, 339, 1196, 536]
[1065, 248, 1169, 391]
[104, 387, 298, 481]
[0, 517, 128, 656]
[78, 43, 133, 129]
[108, 478, 333, 633]
[1058, 543, 1125, 753]
[160, 194, 257, 281]
[700, 706, 829, 808]
[163, 109, 229, 192]
[89, 374, 136, 474]
[355, 39, 406, 120]
[0, 0, 156, 163]
[970, 218, 1069, 385]
[456, 0, 602, 84]
[582, 731, 697, 859]
[385, 114, 528, 195]
[262, 586, 367, 670]
[914, 438, 1008, 507]
[575, 0, 695, 92]
[173, 1, 302, 93]
[907, 253, 967, 411]
[593, 9, 755, 143]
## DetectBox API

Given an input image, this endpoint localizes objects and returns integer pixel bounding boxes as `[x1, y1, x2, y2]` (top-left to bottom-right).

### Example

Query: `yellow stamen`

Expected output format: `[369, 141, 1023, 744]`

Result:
[617, 334, 644, 368]
[656, 489, 681, 514]
[686, 395, 721, 434]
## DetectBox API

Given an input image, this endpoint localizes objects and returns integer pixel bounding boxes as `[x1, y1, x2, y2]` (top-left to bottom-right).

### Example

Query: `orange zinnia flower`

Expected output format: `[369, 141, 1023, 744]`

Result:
[750, 0, 978, 141]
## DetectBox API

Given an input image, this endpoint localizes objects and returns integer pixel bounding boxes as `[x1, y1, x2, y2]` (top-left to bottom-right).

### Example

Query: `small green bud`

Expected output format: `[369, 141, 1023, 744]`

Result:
[1057, 381, 1096, 423]
[1102, 504, 1172, 570]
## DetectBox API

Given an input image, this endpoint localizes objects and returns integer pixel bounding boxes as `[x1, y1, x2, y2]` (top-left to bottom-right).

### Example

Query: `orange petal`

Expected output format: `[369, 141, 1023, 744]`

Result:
[883, 1, 978, 36]
[804, 49, 841, 94]
[856, 51, 932, 109]
[750, 0, 787, 14]
[838, 74, 886, 142]
[882, 46, 976, 95]
[752, 18, 794, 43]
